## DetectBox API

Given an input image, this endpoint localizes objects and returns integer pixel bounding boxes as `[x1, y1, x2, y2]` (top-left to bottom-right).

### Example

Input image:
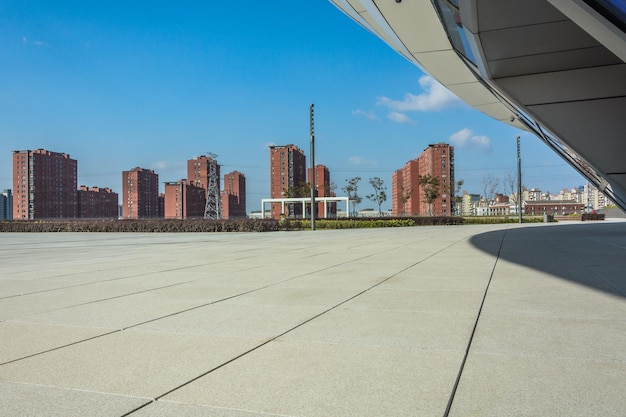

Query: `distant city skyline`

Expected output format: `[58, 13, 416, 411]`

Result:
[0, 1, 587, 212]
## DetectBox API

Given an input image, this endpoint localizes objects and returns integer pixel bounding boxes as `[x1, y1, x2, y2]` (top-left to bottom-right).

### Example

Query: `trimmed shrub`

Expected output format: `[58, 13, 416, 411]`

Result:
[277, 216, 462, 230]
[0, 219, 279, 233]
[461, 216, 544, 224]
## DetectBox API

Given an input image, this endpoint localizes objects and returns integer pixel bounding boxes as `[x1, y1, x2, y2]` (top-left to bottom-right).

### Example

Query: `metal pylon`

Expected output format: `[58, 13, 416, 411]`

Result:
[204, 153, 221, 219]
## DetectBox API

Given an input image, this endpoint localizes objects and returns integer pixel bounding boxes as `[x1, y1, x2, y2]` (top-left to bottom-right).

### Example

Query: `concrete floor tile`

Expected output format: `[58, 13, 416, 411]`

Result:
[283, 306, 475, 351]
[136, 302, 326, 339]
[448, 353, 626, 417]
[0, 329, 260, 398]
[480, 287, 626, 320]
[471, 314, 626, 362]
[346, 288, 485, 314]
[131, 401, 287, 416]
[0, 321, 114, 364]
[164, 340, 463, 417]
[0, 381, 149, 417]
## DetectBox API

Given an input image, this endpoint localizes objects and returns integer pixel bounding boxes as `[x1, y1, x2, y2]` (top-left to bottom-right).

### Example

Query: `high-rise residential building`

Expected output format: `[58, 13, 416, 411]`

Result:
[1, 189, 12, 220]
[122, 167, 159, 219]
[164, 180, 206, 219]
[391, 143, 455, 216]
[12, 149, 78, 220]
[307, 164, 335, 218]
[392, 158, 420, 216]
[77, 186, 118, 219]
[462, 193, 481, 216]
[157, 193, 165, 218]
[221, 171, 246, 219]
[417, 143, 454, 216]
[187, 155, 221, 218]
[269, 144, 306, 219]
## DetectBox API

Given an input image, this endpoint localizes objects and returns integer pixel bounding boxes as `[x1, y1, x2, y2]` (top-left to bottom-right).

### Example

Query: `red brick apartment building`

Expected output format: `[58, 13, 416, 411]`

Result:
[122, 167, 160, 219]
[307, 164, 335, 217]
[221, 171, 246, 219]
[392, 158, 420, 216]
[392, 143, 455, 216]
[269, 145, 306, 219]
[77, 186, 118, 219]
[188, 155, 220, 196]
[12, 149, 77, 219]
[164, 180, 206, 219]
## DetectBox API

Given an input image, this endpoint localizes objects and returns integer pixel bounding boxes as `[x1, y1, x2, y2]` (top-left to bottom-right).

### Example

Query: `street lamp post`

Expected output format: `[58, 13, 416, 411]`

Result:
[310, 104, 316, 231]
[517, 136, 522, 224]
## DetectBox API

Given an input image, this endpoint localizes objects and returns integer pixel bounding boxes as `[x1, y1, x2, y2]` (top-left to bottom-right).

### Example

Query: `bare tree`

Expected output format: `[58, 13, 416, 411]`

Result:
[503, 171, 518, 205]
[342, 177, 362, 216]
[419, 174, 441, 216]
[400, 185, 412, 216]
[481, 173, 500, 202]
[367, 177, 387, 216]
[452, 179, 464, 215]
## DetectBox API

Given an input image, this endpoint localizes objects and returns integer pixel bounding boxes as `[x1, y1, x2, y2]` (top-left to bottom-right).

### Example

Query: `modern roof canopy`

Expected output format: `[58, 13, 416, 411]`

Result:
[330, 0, 626, 212]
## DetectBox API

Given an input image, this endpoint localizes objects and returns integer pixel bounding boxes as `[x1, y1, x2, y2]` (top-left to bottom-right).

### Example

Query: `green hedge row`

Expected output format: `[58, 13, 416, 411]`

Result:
[3, 215, 547, 232]
[278, 216, 463, 230]
[461, 216, 544, 224]
[0, 219, 280, 233]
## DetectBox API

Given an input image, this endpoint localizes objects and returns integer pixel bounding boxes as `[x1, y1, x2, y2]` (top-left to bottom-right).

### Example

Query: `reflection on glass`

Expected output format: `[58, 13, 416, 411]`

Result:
[434, 0, 476, 65]
[584, 0, 626, 31]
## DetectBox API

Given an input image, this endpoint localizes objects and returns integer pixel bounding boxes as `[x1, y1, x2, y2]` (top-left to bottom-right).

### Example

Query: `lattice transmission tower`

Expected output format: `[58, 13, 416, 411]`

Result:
[204, 152, 221, 219]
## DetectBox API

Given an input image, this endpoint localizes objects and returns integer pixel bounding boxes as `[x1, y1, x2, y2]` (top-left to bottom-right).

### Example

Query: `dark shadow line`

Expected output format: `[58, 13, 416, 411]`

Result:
[443, 228, 507, 417]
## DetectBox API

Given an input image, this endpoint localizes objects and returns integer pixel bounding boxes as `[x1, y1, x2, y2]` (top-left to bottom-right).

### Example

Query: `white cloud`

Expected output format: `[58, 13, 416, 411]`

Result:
[349, 156, 377, 166]
[352, 109, 378, 121]
[22, 36, 45, 46]
[376, 75, 461, 112]
[387, 111, 414, 124]
[151, 161, 169, 170]
[449, 128, 491, 151]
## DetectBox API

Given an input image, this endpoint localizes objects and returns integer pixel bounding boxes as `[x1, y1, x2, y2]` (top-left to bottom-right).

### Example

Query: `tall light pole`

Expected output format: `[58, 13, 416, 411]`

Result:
[310, 104, 316, 231]
[517, 136, 522, 223]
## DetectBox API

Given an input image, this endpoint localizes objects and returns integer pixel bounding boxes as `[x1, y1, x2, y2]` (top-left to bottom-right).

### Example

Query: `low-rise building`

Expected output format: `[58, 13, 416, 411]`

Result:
[524, 200, 584, 216]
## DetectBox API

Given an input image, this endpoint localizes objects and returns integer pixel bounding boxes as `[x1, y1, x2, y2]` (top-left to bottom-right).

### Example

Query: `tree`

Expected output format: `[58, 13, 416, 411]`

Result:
[452, 179, 464, 215]
[283, 182, 311, 218]
[367, 177, 387, 216]
[400, 186, 412, 216]
[419, 174, 441, 216]
[503, 171, 518, 205]
[342, 177, 362, 216]
[481, 173, 500, 202]
[324, 181, 337, 197]
[283, 182, 311, 198]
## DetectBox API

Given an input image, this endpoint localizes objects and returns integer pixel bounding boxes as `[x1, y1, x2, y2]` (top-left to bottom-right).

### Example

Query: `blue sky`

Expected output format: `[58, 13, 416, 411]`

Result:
[0, 1, 586, 212]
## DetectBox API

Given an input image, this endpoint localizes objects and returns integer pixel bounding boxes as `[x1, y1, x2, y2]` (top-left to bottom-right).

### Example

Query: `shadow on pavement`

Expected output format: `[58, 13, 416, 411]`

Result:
[469, 221, 626, 297]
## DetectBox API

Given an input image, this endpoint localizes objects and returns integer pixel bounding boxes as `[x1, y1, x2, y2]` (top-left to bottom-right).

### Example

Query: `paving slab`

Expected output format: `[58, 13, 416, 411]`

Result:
[0, 381, 148, 417]
[163, 340, 463, 417]
[448, 353, 626, 417]
[0, 329, 261, 398]
[0, 321, 114, 364]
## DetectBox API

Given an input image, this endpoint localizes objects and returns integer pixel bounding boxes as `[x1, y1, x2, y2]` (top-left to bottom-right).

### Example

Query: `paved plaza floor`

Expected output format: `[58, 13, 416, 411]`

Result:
[1, 221, 625, 416]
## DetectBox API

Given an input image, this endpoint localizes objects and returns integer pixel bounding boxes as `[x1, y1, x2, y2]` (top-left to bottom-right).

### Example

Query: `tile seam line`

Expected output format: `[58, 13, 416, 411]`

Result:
[120, 232, 473, 417]
[443, 227, 508, 417]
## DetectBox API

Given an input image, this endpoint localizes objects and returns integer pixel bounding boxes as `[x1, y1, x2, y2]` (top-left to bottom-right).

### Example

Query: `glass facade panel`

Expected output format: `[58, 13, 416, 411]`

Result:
[584, 0, 626, 31]
[433, 0, 477, 65]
